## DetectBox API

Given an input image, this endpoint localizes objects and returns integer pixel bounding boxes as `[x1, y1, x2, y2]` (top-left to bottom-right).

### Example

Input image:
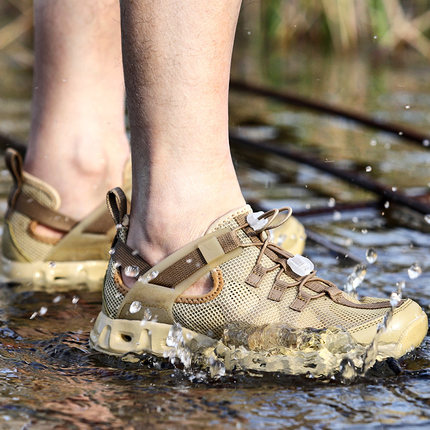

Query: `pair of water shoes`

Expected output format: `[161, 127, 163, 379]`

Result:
[2, 149, 427, 361]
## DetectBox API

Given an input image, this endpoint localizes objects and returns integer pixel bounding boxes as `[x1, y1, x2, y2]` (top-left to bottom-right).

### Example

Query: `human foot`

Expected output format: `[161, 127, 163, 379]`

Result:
[1, 149, 129, 291]
[91, 189, 428, 359]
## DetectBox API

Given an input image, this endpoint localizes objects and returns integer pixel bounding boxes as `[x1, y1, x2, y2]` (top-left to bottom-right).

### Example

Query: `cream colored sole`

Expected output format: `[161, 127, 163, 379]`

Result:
[90, 311, 217, 357]
[90, 310, 428, 361]
[1, 256, 107, 292]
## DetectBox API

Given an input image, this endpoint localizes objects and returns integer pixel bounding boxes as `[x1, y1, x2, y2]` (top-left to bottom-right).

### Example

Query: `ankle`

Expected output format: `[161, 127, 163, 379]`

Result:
[25, 133, 129, 217]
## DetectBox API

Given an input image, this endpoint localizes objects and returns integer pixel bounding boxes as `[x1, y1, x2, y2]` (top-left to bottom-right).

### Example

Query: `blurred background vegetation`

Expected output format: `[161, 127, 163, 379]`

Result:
[1, 0, 430, 69]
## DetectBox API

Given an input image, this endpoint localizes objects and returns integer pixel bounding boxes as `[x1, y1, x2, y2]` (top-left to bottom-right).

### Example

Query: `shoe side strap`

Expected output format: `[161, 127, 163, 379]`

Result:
[14, 193, 77, 232]
[116, 227, 243, 321]
[112, 228, 241, 288]
[5, 148, 78, 232]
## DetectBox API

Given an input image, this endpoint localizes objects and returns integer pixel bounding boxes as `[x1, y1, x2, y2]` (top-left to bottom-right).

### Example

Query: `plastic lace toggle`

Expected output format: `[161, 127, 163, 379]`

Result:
[287, 255, 314, 276]
[246, 211, 268, 231]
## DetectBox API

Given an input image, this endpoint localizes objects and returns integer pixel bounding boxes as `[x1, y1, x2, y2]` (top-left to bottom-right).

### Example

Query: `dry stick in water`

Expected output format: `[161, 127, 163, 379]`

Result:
[230, 134, 430, 215]
[230, 80, 430, 147]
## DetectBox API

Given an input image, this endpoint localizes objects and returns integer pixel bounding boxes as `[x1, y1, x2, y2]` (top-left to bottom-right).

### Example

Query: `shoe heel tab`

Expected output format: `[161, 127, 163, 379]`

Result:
[5, 148, 23, 188]
[106, 187, 128, 225]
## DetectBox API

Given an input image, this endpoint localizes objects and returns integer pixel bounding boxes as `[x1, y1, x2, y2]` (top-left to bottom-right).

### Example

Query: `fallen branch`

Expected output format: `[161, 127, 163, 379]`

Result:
[230, 80, 430, 147]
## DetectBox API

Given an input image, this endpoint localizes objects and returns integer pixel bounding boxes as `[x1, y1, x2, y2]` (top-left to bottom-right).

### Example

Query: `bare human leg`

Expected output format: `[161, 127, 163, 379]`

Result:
[25, 0, 130, 239]
[120, 0, 245, 295]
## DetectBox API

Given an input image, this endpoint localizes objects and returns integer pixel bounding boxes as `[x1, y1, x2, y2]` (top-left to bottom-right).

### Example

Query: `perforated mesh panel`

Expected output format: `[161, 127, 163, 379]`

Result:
[103, 205, 397, 341]
[173, 207, 395, 338]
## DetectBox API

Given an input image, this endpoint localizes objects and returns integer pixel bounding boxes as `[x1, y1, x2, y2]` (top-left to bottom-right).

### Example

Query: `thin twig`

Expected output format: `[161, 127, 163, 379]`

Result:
[230, 80, 430, 147]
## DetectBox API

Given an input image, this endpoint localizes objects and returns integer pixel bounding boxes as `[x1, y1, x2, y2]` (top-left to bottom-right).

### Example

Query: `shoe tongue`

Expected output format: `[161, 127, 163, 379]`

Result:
[206, 205, 252, 234]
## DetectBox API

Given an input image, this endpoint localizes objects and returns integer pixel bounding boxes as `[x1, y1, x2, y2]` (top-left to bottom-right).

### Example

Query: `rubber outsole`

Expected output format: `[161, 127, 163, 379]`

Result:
[89, 310, 428, 360]
[90, 311, 217, 357]
[1, 256, 107, 292]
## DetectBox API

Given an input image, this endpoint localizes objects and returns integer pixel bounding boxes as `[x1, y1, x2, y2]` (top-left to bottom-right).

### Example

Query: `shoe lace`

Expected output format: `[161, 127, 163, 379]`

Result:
[234, 208, 342, 307]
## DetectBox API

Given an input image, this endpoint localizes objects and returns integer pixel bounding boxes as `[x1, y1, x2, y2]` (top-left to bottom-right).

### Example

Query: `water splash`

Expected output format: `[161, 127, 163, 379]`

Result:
[344, 264, 367, 298]
[124, 266, 140, 278]
[365, 248, 378, 264]
[408, 263, 422, 280]
[129, 301, 142, 314]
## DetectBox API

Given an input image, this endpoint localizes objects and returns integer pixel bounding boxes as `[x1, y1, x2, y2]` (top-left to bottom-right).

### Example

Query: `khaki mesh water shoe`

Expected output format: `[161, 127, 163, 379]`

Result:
[90, 188, 428, 360]
[1, 149, 305, 291]
[0, 149, 129, 291]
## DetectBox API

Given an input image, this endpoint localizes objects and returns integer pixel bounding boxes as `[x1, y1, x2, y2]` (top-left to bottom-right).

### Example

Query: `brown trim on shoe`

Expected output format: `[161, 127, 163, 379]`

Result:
[15, 192, 77, 232]
[114, 270, 130, 296]
[28, 221, 62, 245]
[175, 268, 224, 304]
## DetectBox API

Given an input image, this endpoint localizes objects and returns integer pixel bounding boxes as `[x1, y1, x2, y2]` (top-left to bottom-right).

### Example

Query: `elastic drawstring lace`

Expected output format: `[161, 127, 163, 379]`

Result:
[234, 207, 342, 305]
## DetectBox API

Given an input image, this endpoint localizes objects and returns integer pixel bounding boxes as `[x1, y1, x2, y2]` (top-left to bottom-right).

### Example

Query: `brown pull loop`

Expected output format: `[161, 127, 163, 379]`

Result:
[106, 187, 127, 225]
[5, 148, 24, 208]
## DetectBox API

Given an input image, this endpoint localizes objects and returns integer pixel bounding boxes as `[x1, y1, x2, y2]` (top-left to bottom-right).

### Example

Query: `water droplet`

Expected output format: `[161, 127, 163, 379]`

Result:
[138, 270, 159, 284]
[186, 258, 193, 264]
[365, 166, 372, 172]
[143, 308, 152, 320]
[373, 35, 378, 39]
[124, 265, 140, 277]
[361, 228, 368, 234]
[391, 186, 397, 192]
[48, 261, 56, 268]
[39, 306, 47, 316]
[247, 31, 251, 35]
[129, 301, 142, 314]
[424, 214, 430, 224]
[408, 263, 422, 279]
[115, 223, 122, 230]
[390, 292, 401, 308]
[30, 312, 38, 320]
[365, 248, 377, 264]
[398, 131, 403, 136]
[108, 248, 115, 255]
[344, 264, 367, 295]
[328, 197, 336, 207]
[333, 211, 341, 221]
[405, 105, 410, 110]
[149, 270, 159, 280]
[72, 296, 79, 304]
[423, 139, 430, 147]
[384, 201, 390, 209]
[396, 281, 405, 295]
[52, 295, 62, 304]
[370, 139, 377, 146]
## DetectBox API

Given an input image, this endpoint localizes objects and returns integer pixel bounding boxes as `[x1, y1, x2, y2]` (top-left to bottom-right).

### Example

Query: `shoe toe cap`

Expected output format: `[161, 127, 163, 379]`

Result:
[349, 299, 428, 359]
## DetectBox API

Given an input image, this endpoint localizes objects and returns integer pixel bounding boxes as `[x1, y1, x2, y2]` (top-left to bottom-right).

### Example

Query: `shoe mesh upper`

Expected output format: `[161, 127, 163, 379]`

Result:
[102, 205, 401, 339]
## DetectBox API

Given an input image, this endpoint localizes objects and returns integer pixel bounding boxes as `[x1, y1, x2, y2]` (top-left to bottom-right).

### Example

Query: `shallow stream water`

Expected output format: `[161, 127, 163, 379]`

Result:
[0, 23, 429, 429]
